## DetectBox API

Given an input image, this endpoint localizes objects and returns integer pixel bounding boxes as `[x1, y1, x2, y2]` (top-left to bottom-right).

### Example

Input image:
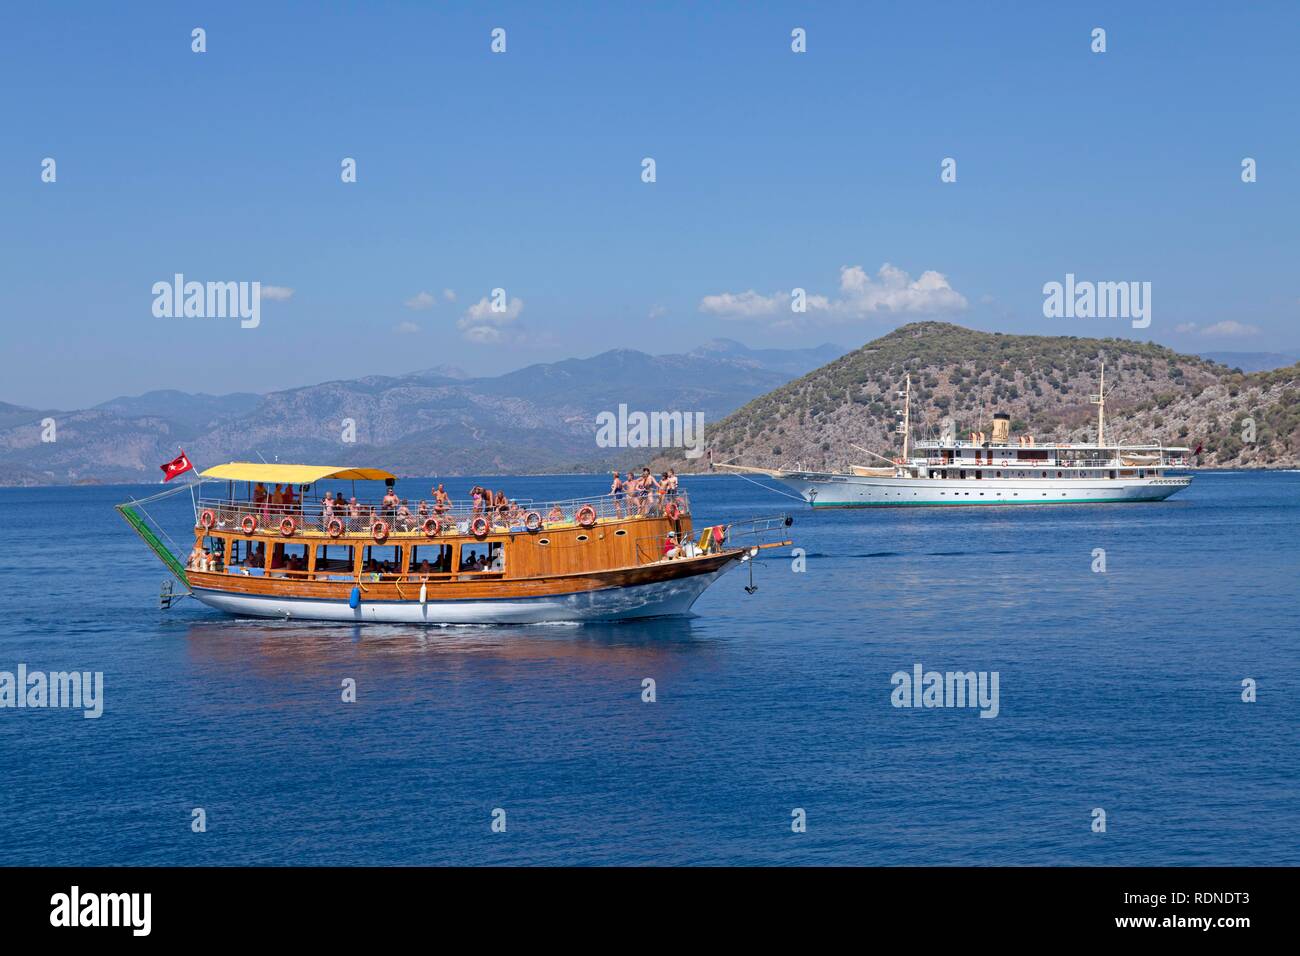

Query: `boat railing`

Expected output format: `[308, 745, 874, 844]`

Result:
[630, 513, 792, 566]
[632, 526, 728, 566]
[195, 490, 692, 536]
[922, 456, 1183, 469]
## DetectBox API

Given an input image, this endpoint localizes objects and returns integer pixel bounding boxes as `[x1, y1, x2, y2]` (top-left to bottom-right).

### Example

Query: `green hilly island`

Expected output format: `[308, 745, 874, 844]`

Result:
[662, 323, 1300, 472]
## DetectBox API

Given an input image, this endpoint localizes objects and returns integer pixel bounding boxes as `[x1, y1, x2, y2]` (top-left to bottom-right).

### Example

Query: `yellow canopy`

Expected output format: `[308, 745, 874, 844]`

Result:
[199, 462, 396, 484]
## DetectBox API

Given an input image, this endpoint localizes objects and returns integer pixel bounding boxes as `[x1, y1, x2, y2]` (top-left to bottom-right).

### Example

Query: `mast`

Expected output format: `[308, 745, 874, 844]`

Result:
[901, 373, 912, 460]
[1091, 361, 1107, 446]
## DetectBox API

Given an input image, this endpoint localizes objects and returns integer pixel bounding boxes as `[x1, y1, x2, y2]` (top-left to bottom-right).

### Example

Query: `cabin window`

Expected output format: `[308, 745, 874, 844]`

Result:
[1041, 471, 1047, 478]
[230, 538, 267, 574]
[460, 542, 504, 573]
[200, 536, 226, 571]
[614, 529, 627, 536]
[361, 545, 403, 577]
[576, 534, 589, 542]
[537, 538, 550, 546]
[271, 542, 309, 575]
[1056, 471, 1063, 478]
[408, 545, 453, 575]
[313, 545, 356, 579]
[188, 536, 226, 573]
[995, 471, 1002, 478]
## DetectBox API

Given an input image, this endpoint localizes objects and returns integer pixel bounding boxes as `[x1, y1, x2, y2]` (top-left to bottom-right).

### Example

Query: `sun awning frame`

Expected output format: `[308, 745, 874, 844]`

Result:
[198, 463, 397, 484]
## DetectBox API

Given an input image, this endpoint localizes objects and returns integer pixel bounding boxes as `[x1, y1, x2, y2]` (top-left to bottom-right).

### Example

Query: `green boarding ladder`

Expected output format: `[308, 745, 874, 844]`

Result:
[116, 502, 190, 589]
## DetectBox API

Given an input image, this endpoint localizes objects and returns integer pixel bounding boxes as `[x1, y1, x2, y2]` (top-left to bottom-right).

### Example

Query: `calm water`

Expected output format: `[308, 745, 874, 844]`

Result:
[0, 472, 1296, 866]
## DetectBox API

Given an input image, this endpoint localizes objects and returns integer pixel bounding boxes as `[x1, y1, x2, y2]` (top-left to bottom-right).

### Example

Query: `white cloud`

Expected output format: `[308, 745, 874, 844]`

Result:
[648, 304, 667, 319]
[260, 285, 295, 301]
[833, 263, 967, 315]
[443, 289, 457, 302]
[698, 263, 967, 323]
[405, 291, 437, 310]
[1176, 320, 1260, 337]
[699, 290, 784, 318]
[394, 321, 420, 335]
[457, 295, 525, 344]
[1200, 320, 1260, 338]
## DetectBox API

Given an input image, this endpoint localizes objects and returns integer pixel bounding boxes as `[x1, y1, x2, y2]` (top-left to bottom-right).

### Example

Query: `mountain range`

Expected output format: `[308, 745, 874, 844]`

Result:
[1195, 352, 1300, 373]
[655, 323, 1300, 472]
[0, 340, 843, 485]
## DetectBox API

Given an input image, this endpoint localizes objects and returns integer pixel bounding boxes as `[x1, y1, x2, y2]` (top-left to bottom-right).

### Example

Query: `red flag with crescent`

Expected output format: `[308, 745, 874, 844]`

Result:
[160, 451, 194, 482]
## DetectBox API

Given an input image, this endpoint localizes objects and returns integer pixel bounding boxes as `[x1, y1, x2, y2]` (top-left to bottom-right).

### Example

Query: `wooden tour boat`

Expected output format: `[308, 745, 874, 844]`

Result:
[117, 463, 793, 625]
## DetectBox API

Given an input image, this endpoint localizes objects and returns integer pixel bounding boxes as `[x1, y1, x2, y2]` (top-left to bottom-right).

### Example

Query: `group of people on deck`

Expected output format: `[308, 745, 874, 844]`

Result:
[661, 523, 726, 561]
[610, 468, 679, 518]
[251, 482, 297, 515]
[236, 470, 683, 534]
[186, 543, 223, 572]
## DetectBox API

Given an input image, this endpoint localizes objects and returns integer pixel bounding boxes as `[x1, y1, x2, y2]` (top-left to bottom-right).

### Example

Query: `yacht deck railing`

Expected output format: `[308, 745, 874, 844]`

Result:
[195, 490, 692, 536]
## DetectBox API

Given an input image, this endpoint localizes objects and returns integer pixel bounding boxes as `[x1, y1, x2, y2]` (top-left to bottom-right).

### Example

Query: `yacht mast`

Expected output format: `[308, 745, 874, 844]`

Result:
[901, 373, 912, 460]
[1091, 362, 1107, 446]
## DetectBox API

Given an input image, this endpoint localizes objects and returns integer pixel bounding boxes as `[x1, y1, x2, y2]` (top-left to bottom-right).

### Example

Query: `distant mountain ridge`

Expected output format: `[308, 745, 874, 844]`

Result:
[655, 322, 1300, 472]
[93, 390, 263, 432]
[0, 341, 845, 485]
[1197, 352, 1300, 373]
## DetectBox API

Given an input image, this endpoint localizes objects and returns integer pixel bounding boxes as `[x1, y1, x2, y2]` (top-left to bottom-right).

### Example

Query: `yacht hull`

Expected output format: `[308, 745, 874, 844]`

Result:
[773, 473, 1192, 507]
[190, 560, 739, 624]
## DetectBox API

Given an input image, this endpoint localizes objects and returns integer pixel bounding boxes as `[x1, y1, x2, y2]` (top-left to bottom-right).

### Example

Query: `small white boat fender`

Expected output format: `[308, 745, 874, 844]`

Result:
[419, 583, 428, 605]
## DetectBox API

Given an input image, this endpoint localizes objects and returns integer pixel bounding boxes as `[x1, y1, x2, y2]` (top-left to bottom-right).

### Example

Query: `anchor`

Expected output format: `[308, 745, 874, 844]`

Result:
[743, 547, 759, 594]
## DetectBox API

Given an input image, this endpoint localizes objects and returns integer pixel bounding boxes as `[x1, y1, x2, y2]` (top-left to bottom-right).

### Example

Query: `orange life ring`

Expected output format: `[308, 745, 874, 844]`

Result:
[327, 517, 344, 538]
[422, 516, 441, 536]
[279, 516, 296, 537]
[199, 509, 216, 530]
[371, 520, 390, 543]
[664, 500, 680, 521]
[471, 516, 489, 538]
[576, 504, 597, 528]
[240, 514, 257, 535]
[524, 511, 542, 532]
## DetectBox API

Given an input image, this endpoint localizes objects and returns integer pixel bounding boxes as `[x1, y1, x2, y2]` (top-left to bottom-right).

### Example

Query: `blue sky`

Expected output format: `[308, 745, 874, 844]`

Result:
[4, 1, 1298, 408]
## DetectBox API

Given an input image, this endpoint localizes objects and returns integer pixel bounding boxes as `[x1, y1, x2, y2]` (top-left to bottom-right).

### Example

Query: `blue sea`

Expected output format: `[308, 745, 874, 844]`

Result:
[1, 471, 1296, 866]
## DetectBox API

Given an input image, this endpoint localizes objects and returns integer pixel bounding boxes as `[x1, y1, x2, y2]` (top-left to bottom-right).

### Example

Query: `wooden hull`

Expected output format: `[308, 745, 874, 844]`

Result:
[187, 552, 743, 624]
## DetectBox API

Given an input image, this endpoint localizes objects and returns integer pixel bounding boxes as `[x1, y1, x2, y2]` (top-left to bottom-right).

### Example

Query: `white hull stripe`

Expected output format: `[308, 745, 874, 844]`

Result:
[191, 567, 734, 625]
[775, 474, 1192, 507]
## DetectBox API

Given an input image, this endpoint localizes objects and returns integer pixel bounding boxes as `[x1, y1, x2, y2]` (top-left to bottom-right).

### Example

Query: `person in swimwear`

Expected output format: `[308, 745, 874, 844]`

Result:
[381, 487, 400, 519]
[610, 471, 625, 517]
[642, 468, 661, 515]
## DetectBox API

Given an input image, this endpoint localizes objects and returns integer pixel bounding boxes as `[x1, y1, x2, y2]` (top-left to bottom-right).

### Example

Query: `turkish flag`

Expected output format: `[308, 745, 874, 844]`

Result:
[160, 451, 194, 482]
